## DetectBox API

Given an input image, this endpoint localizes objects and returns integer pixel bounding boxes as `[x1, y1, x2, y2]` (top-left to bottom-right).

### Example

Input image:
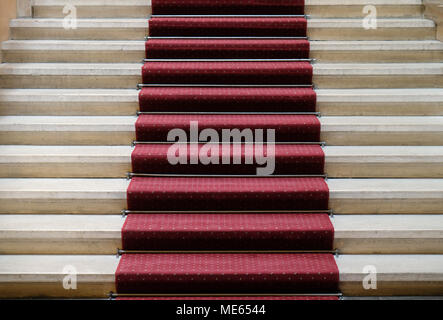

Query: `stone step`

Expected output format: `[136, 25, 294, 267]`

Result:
[0, 214, 442, 255]
[3, 40, 443, 63]
[32, 0, 424, 18]
[0, 116, 442, 146]
[0, 145, 442, 178]
[1, 88, 442, 116]
[0, 63, 441, 89]
[0, 178, 442, 214]
[9, 18, 436, 41]
[0, 254, 442, 297]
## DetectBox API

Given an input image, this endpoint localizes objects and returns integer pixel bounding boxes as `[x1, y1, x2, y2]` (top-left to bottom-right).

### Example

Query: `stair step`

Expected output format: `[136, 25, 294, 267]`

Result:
[1, 214, 442, 255]
[1, 145, 442, 178]
[9, 18, 435, 41]
[115, 253, 339, 294]
[1, 63, 441, 89]
[1, 116, 442, 146]
[0, 254, 442, 297]
[1, 89, 442, 116]
[32, 0, 424, 18]
[0, 178, 442, 214]
[3, 40, 442, 63]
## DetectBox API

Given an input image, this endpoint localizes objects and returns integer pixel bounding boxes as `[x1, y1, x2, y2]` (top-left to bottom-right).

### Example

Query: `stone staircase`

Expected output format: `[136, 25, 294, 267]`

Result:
[0, 0, 443, 298]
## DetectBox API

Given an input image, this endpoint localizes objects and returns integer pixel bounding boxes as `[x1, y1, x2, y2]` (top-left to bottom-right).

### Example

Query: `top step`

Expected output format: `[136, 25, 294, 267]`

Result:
[32, 0, 424, 19]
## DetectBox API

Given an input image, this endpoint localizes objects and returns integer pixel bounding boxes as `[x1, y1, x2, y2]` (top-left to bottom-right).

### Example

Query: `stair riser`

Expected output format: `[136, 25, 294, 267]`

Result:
[10, 27, 435, 41]
[2, 279, 443, 298]
[336, 238, 443, 255]
[0, 163, 132, 178]
[0, 283, 113, 299]
[32, 5, 423, 19]
[0, 132, 136, 145]
[309, 27, 435, 41]
[2, 254, 443, 298]
[314, 75, 443, 89]
[0, 199, 127, 214]
[10, 28, 147, 41]
[313, 51, 443, 63]
[0, 239, 122, 255]
[0, 101, 138, 116]
[1, 51, 145, 63]
[2, 75, 441, 89]
[340, 282, 443, 297]
[318, 102, 443, 116]
[0, 75, 142, 89]
[4, 50, 443, 64]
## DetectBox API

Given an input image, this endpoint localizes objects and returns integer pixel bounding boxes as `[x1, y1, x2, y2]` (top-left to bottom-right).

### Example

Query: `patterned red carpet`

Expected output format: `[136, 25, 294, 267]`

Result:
[135, 114, 321, 141]
[139, 87, 316, 112]
[141, 61, 313, 84]
[150, 0, 306, 15]
[116, 0, 339, 299]
[131, 144, 325, 174]
[126, 177, 329, 211]
[116, 254, 339, 293]
[122, 213, 334, 251]
[149, 17, 307, 37]
[145, 39, 310, 59]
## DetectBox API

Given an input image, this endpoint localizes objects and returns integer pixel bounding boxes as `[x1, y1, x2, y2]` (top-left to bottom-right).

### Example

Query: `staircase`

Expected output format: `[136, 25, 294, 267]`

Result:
[1, 0, 443, 299]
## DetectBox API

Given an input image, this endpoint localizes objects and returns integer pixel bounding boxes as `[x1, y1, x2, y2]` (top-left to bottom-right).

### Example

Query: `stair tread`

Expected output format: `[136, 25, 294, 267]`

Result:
[1, 115, 442, 130]
[0, 255, 443, 284]
[1, 62, 441, 75]
[1, 88, 442, 102]
[2, 214, 443, 235]
[31, 0, 425, 20]
[1, 214, 443, 255]
[4, 40, 443, 51]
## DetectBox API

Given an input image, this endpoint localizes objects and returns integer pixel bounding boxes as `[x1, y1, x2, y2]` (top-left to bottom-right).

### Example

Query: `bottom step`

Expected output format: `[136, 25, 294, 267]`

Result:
[0, 255, 442, 298]
[116, 296, 339, 300]
[116, 254, 339, 294]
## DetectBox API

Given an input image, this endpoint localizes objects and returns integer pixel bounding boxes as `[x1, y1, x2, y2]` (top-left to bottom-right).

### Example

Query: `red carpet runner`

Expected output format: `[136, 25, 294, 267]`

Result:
[135, 114, 320, 142]
[145, 39, 310, 59]
[132, 144, 325, 175]
[142, 61, 313, 85]
[139, 87, 316, 112]
[127, 177, 329, 211]
[116, 0, 339, 300]
[122, 214, 333, 251]
[150, 0, 306, 15]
